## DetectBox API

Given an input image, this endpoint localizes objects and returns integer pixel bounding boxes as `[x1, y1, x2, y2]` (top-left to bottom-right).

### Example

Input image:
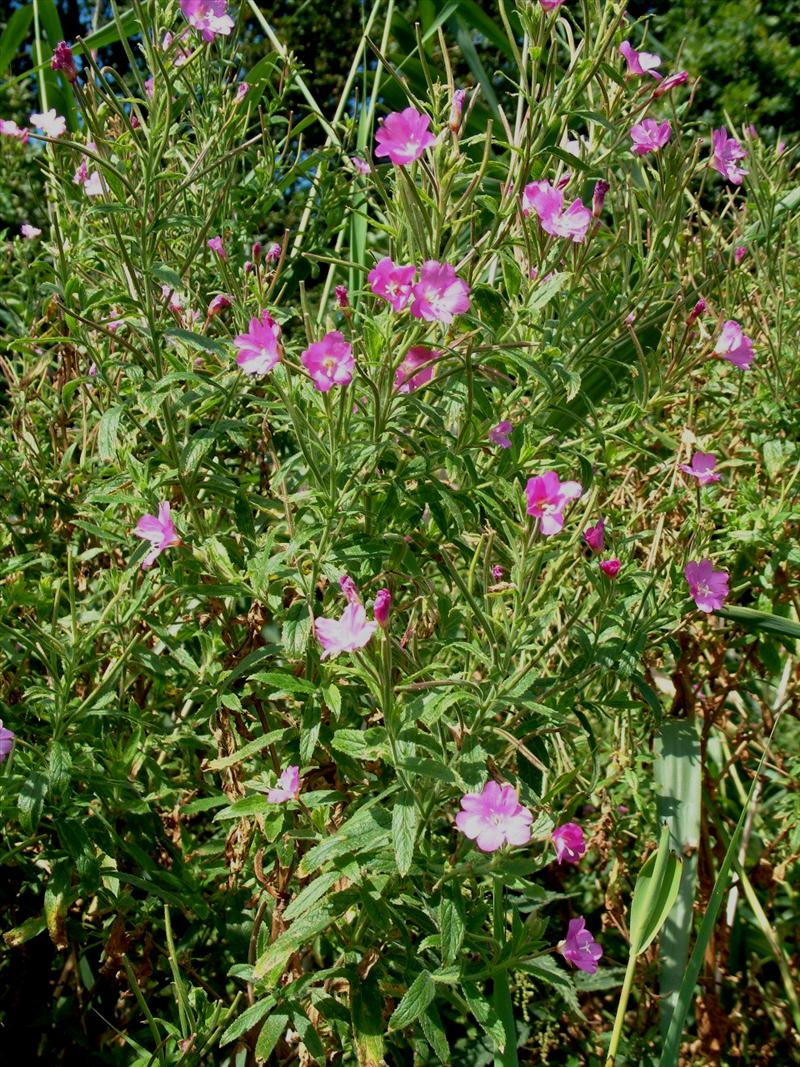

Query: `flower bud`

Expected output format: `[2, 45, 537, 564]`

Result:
[373, 588, 391, 628]
[51, 41, 78, 83]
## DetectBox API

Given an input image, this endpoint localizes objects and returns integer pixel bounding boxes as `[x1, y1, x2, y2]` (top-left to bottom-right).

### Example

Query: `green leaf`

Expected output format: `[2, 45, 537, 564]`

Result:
[439, 895, 464, 965]
[220, 997, 276, 1045]
[351, 975, 386, 1066]
[391, 790, 418, 876]
[717, 606, 800, 641]
[97, 406, 123, 461]
[254, 1011, 290, 1060]
[164, 328, 228, 356]
[388, 969, 436, 1031]
[629, 823, 683, 956]
[254, 891, 358, 979]
[18, 771, 48, 833]
[420, 1000, 450, 1063]
[0, 5, 34, 74]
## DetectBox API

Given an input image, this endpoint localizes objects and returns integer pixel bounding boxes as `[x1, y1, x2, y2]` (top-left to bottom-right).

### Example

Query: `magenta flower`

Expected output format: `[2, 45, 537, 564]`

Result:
[525, 471, 583, 536]
[73, 159, 89, 189]
[0, 720, 15, 763]
[208, 235, 226, 259]
[711, 128, 748, 186]
[522, 180, 592, 243]
[687, 298, 706, 325]
[207, 293, 232, 318]
[681, 452, 721, 485]
[301, 330, 354, 392]
[539, 0, 568, 9]
[714, 320, 754, 369]
[559, 917, 602, 974]
[234, 82, 249, 103]
[394, 346, 439, 393]
[653, 70, 688, 97]
[599, 558, 621, 578]
[133, 502, 180, 569]
[455, 780, 533, 853]
[51, 41, 78, 82]
[552, 822, 586, 864]
[315, 601, 378, 659]
[374, 107, 437, 166]
[373, 588, 391, 628]
[267, 765, 300, 803]
[410, 261, 471, 323]
[180, 0, 234, 41]
[449, 88, 466, 130]
[583, 519, 605, 554]
[335, 285, 349, 309]
[734, 246, 746, 264]
[0, 118, 29, 141]
[619, 40, 662, 78]
[630, 119, 671, 156]
[352, 156, 370, 176]
[339, 574, 360, 604]
[368, 257, 416, 312]
[489, 420, 513, 449]
[234, 311, 281, 376]
[684, 559, 729, 613]
[265, 242, 281, 263]
[491, 565, 504, 580]
[592, 180, 609, 217]
[20, 224, 42, 239]
[30, 109, 67, 138]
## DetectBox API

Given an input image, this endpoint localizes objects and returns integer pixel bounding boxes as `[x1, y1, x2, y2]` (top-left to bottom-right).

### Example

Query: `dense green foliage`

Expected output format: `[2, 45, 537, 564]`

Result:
[1, 1, 799, 1065]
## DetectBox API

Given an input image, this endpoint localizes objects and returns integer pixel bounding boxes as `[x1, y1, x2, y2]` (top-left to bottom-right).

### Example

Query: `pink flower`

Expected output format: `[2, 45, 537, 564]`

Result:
[525, 471, 583, 536]
[134, 502, 180, 569]
[235, 82, 249, 103]
[491, 565, 504, 580]
[489, 420, 513, 449]
[711, 128, 747, 185]
[583, 519, 605, 554]
[599, 558, 620, 578]
[208, 235, 226, 259]
[684, 559, 729, 613]
[374, 106, 437, 166]
[394, 346, 439, 393]
[339, 574, 361, 604]
[559, 917, 602, 974]
[368, 256, 416, 311]
[51, 41, 78, 82]
[84, 171, 107, 197]
[315, 601, 378, 659]
[144, 77, 155, 98]
[267, 765, 300, 803]
[352, 156, 370, 176]
[30, 109, 67, 138]
[207, 293, 232, 318]
[20, 224, 42, 239]
[410, 261, 471, 323]
[266, 242, 281, 262]
[180, 0, 234, 41]
[455, 780, 533, 853]
[681, 452, 721, 485]
[619, 41, 662, 78]
[652, 70, 688, 97]
[0, 119, 29, 141]
[301, 330, 354, 392]
[107, 308, 123, 332]
[592, 180, 609, 217]
[539, 0, 568, 9]
[522, 180, 591, 242]
[234, 310, 282, 376]
[552, 822, 586, 864]
[714, 320, 754, 369]
[630, 118, 671, 155]
[688, 298, 706, 325]
[734, 246, 746, 264]
[449, 88, 466, 131]
[0, 720, 15, 762]
[374, 588, 391, 628]
[335, 285, 349, 309]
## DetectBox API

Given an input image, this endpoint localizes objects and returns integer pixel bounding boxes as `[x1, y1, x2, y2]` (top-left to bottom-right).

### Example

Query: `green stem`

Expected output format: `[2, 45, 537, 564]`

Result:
[492, 878, 519, 1067]
[605, 950, 637, 1067]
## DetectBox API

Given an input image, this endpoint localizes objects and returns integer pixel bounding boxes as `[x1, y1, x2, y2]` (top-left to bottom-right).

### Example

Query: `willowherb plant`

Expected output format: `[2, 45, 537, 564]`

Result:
[1, 0, 798, 1063]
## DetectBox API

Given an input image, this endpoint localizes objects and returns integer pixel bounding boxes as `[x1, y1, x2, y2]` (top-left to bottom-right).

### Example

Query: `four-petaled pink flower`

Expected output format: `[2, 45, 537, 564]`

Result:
[352, 156, 370, 175]
[552, 822, 586, 864]
[455, 780, 533, 853]
[714, 320, 754, 369]
[267, 765, 300, 803]
[30, 109, 67, 138]
[681, 452, 721, 485]
[600, 558, 621, 578]
[180, 0, 234, 41]
[1, 119, 29, 141]
[489, 420, 513, 449]
[394, 346, 439, 393]
[373, 588, 392, 628]
[711, 128, 747, 186]
[0, 719, 15, 763]
[368, 257, 416, 311]
[619, 41, 662, 78]
[522, 180, 592, 243]
[374, 107, 437, 166]
[559, 917, 602, 974]
[684, 559, 728, 612]
[234, 310, 282, 376]
[21, 224, 42, 239]
[410, 261, 471, 323]
[315, 601, 378, 659]
[301, 330, 354, 392]
[134, 502, 181, 569]
[583, 519, 605, 553]
[208, 235, 226, 259]
[526, 471, 583, 535]
[630, 119, 671, 156]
